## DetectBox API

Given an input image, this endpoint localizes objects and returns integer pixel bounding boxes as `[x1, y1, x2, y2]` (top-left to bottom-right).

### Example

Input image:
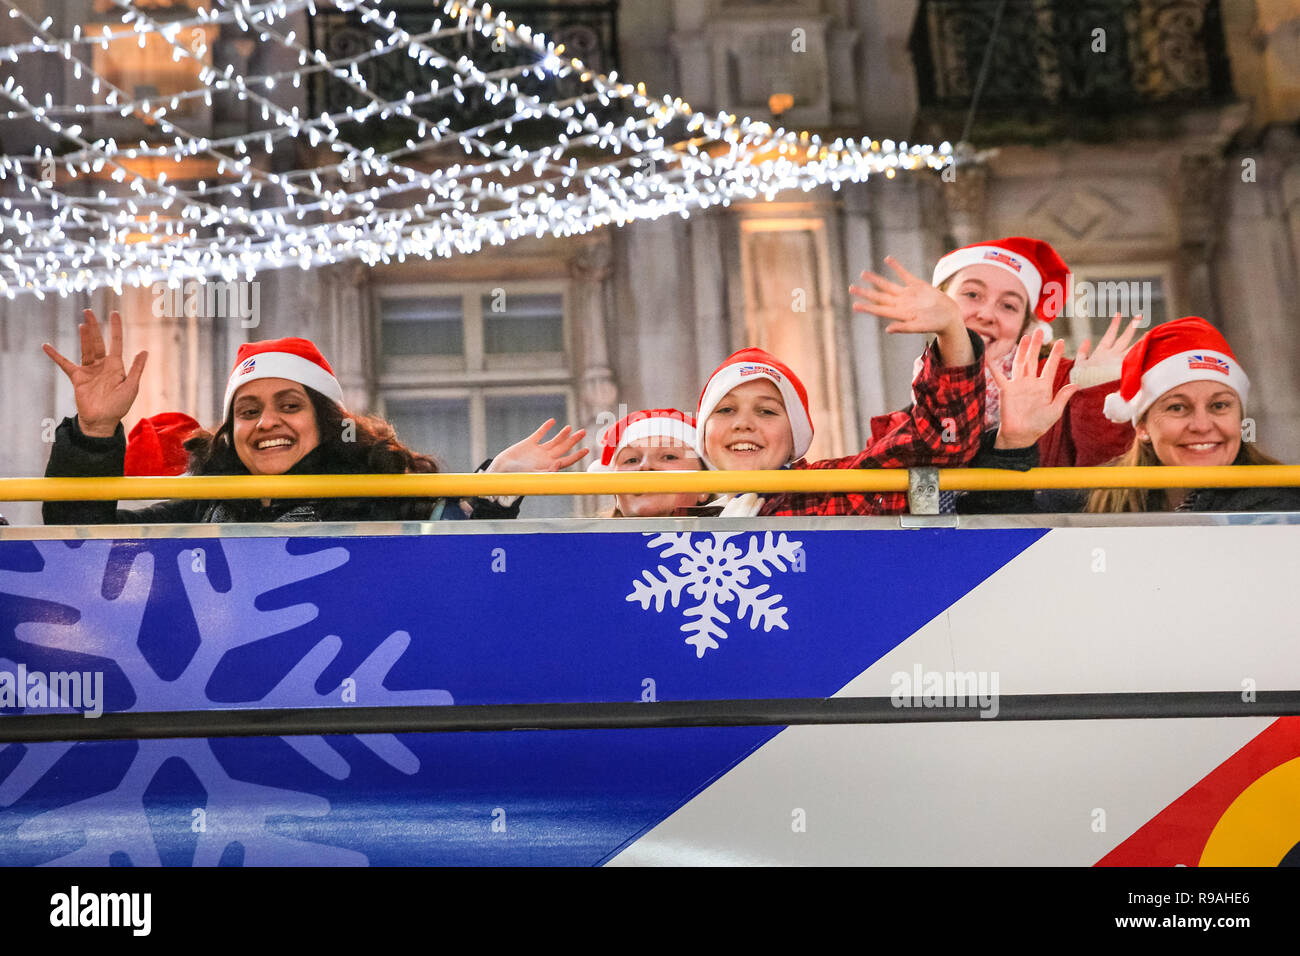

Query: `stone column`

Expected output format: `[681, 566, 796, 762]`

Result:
[569, 232, 617, 435]
[1215, 149, 1300, 463]
[325, 262, 372, 413]
[841, 179, 887, 443]
[868, 175, 943, 408]
[569, 234, 617, 515]
[940, 162, 990, 249]
[1176, 152, 1226, 320]
[1282, 157, 1300, 304]
[689, 212, 731, 390]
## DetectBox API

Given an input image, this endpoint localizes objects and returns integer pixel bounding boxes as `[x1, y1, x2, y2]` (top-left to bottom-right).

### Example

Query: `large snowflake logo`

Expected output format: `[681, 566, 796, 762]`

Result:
[626, 532, 803, 657]
[0, 538, 451, 866]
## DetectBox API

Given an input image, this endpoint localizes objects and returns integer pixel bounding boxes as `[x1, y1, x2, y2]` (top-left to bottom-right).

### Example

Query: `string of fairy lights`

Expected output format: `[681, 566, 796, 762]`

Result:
[0, 0, 954, 299]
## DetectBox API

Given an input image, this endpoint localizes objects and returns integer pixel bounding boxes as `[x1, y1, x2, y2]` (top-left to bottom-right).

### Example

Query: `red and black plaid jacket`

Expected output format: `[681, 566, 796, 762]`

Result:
[759, 331, 986, 516]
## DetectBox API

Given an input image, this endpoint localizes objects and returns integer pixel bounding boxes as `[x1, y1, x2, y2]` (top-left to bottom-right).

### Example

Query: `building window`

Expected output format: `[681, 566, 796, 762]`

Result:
[1064, 264, 1173, 348]
[375, 282, 577, 518]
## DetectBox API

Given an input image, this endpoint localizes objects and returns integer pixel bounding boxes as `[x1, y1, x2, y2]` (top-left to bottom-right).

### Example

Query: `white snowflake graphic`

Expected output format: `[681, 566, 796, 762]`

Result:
[626, 532, 803, 657]
[12, 738, 365, 867]
[0, 539, 452, 865]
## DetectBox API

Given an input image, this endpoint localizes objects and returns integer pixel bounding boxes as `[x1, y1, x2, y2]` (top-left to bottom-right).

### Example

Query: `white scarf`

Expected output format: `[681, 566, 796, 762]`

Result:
[715, 493, 764, 517]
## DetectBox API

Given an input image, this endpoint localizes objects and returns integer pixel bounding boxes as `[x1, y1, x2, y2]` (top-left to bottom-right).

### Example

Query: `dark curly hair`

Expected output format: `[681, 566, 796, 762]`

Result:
[181, 386, 443, 518]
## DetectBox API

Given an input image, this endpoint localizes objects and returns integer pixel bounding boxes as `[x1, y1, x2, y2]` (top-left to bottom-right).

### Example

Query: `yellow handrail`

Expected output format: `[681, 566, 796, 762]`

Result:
[2, 465, 1299, 502]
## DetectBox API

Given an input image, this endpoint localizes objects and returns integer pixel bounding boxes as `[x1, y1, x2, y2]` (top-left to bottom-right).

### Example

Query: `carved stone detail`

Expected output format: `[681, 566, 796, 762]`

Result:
[1022, 185, 1129, 244]
[568, 233, 613, 282]
[1177, 152, 1226, 245]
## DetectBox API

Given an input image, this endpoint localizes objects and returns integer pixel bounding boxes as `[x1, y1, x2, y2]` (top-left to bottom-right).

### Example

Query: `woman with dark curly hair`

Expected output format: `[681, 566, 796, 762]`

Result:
[41, 310, 585, 524]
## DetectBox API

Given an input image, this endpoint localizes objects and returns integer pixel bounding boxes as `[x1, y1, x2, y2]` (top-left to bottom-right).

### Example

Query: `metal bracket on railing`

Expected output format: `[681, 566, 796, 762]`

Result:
[908, 467, 940, 515]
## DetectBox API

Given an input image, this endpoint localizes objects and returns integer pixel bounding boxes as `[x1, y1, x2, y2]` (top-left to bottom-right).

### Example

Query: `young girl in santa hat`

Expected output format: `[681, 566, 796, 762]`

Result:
[853, 236, 1138, 468]
[587, 408, 711, 518]
[1086, 316, 1298, 513]
[41, 310, 585, 524]
[695, 258, 1001, 517]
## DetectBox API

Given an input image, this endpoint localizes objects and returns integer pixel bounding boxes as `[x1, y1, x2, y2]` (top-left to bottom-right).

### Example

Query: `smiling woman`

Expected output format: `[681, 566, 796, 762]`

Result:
[1086, 316, 1299, 513]
[39, 311, 528, 525]
[229, 380, 322, 477]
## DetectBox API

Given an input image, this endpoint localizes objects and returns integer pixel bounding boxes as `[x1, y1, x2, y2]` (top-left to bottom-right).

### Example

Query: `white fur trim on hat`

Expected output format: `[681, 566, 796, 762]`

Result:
[587, 416, 698, 471]
[932, 245, 1043, 312]
[223, 352, 345, 418]
[695, 364, 812, 468]
[1102, 349, 1249, 426]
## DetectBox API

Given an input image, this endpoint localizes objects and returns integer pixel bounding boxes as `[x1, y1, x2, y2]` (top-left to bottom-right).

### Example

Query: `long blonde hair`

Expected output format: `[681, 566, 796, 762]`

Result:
[1085, 439, 1281, 513]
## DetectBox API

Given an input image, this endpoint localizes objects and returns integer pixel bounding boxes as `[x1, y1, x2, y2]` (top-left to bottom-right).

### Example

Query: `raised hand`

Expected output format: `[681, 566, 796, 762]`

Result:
[1073, 312, 1142, 380]
[850, 256, 962, 336]
[850, 256, 973, 367]
[990, 328, 1078, 449]
[487, 419, 589, 473]
[42, 309, 148, 438]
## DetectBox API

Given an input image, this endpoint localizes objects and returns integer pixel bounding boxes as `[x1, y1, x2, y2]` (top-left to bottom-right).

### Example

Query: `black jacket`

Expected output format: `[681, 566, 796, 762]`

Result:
[43, 416, 519, 524]
[1024, 483, 1300, 513]
[953, 431, 1300, 514]
[1171, 485, 1300, 512]
[954, 430, 1039, 514]
[958, 461, 1300, 515]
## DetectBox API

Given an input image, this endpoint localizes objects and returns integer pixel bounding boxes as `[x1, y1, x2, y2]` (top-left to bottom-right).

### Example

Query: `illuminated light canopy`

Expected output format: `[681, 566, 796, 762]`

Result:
[0, 0, 953, 299]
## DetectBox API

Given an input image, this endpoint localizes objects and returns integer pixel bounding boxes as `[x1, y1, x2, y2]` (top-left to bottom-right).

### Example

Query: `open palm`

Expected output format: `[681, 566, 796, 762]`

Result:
[489, 419, 589, 473]
[1074, 311, 1142, 376]
[850, 256, 962, 335]
[42, 309, 148, 437]
[990, 329, 1077, 449]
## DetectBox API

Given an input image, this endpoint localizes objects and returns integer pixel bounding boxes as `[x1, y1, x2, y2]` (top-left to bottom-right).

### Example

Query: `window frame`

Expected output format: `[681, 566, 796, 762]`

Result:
[374, 279, 571, 385]
[373, 279, 579, 515]
[1063, 261, 1178, 349]
[379, 383, 578, 474]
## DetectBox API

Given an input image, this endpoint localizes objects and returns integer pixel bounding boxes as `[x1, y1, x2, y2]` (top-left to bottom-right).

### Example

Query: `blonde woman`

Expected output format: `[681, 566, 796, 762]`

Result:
[1086, 316, 1297, 513]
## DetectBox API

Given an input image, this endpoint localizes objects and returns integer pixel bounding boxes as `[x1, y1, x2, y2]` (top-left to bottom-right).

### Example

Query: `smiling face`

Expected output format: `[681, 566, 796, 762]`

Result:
[230, 378, 321, 475]
[613, 438, 706, 517]
[702, 379, 795, 471]
[944, 263, 1031, 364]
[1136, 380, 1243, 468]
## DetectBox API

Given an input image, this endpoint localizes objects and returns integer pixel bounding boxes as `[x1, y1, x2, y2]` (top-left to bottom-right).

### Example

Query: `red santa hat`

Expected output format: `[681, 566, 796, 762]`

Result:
[222, 337, 345, 418]
[695, 348, 812, 467]
[125, 412, 201, 476]
[1102, 316, 1250, 426]
[932, 236, 1070, 338]
[587, 408, 698, 471]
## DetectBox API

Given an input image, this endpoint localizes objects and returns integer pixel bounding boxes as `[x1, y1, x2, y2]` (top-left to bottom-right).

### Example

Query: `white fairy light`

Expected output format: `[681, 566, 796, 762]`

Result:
[0, 0, 952, 298]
